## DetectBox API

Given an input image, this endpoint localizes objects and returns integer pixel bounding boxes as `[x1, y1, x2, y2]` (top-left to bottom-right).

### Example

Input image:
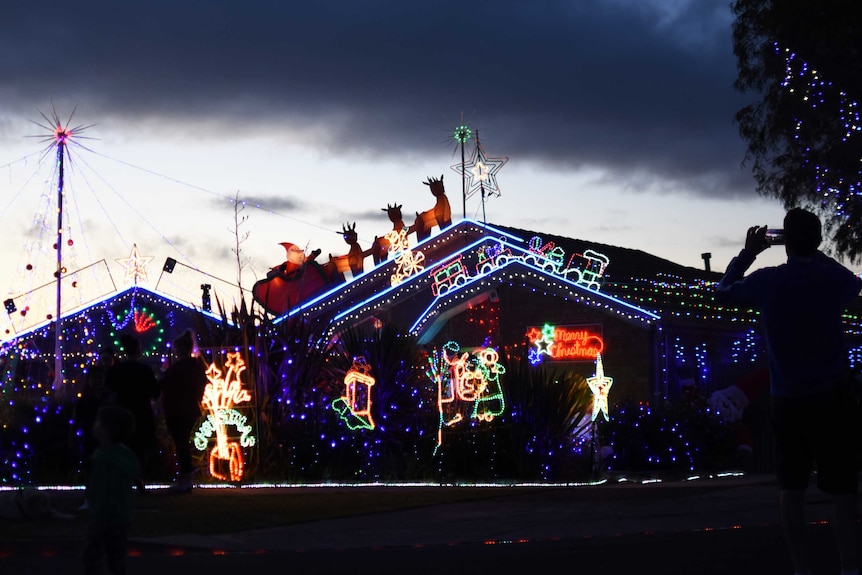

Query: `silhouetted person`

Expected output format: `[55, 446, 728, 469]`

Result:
[159, 330, 207, 492]
[81, 405, 140, 575]
[75, 348, 116, 510]
[106, 334, 160, 490]
[716, 208, 860, 575]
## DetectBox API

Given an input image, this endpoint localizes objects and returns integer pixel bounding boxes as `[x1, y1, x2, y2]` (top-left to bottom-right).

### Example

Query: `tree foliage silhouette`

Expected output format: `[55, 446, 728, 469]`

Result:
[732, 0, 862, 259]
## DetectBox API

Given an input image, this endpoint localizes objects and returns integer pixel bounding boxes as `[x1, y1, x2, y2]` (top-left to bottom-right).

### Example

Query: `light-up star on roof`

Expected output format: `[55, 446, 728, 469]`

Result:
[116, 244, 154, 285]
[587, 353, 613, 422]
[450, 139, 507, 200]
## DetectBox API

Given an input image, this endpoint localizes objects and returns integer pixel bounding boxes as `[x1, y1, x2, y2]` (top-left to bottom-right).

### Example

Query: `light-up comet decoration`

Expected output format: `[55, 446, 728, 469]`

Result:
[427, 341, 505, 454]
[331, 356, 376, 431]
[194, 352, 256, 482]
[586, 353, 613, 422]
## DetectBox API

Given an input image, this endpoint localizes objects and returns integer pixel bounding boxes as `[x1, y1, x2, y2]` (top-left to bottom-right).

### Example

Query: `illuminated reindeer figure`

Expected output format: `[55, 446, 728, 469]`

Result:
[411, 175, 452, 241]
[328, 222, 368, 279]
[370, 203, 407, 264]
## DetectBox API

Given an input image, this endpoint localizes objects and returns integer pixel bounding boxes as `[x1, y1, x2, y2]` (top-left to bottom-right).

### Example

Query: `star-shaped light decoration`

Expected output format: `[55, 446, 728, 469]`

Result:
[450, 136, 507, 200]
[586, 353, 613, 422]
[116, 244, 154, 285]
[527, 323, 555, 365]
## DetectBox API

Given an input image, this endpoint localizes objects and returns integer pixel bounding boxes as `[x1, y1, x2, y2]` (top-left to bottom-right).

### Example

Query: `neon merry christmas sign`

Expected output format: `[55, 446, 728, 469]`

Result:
[527, 324, 604, 365]
[194, 352, 257, 482]
[331, 356, 376, 431]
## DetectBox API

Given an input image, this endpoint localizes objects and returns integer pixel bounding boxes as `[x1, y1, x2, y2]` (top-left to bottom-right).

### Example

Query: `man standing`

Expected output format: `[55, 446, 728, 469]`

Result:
[159, 330, 207, 492]
[106, 334, 160, 491]
[715, 208, 860, 575]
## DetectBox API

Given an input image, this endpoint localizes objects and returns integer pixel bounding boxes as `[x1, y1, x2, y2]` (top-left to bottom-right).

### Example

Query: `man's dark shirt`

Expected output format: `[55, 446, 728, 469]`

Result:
[715, 249, 862, 397]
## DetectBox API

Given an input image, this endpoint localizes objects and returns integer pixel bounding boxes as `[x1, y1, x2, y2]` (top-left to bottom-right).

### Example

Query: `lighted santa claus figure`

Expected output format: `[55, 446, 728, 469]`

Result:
[279, 242, 309, 275]
[252, 242, 340, 315]
[708, 366, 770, 470]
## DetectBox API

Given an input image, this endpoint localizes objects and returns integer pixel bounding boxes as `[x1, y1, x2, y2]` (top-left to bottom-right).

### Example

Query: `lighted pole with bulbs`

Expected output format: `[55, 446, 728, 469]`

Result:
[453, 124, 471, 219]
[52, 124, 69, 390]
[33, 109, 90, 390]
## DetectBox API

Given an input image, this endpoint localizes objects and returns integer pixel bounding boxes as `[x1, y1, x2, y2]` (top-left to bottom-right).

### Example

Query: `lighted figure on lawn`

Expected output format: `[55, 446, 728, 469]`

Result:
[252, 242, 343, 315]
[427, 341, 506, 454]
[194, 352, 256, 482]
[587, 353, 613, 422]
[331, 356, 376, 431]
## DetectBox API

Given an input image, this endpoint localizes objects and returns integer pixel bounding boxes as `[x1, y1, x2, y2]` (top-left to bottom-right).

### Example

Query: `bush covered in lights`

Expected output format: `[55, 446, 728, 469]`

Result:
[1, 313, 740, 486]
[599, 395, 737, 475]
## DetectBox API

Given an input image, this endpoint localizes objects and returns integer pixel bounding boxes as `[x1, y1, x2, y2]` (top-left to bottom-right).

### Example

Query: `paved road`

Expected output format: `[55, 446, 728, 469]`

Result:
[2, 474, 858, 575]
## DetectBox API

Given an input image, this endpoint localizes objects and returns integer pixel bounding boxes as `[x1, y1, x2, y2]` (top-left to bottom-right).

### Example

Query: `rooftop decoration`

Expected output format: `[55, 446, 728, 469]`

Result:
[411, 175, 452, 241]
[450, 131, 507, 221]
[116, 244, 154, 285]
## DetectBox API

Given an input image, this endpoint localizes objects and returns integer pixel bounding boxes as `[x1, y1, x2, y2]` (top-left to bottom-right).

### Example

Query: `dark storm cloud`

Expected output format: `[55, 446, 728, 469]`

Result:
[1, 0, 754, 198]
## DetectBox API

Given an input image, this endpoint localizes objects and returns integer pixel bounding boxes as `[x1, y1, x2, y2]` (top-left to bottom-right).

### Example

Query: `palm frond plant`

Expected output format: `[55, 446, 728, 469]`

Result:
[332, 323, 438, 481]
[500, 350, 594, 482]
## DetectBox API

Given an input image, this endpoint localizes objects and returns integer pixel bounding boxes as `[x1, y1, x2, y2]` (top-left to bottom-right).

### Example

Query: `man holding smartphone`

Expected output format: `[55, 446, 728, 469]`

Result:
[715, 207, 861, 575]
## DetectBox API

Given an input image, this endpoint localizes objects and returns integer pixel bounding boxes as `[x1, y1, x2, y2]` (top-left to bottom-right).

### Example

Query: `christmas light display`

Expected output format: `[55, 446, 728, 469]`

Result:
[427, 341, 505, 454]
[386, 228, 425, 286]
[527, 324, 604, 365]
[777, 43, 861, 218]
[524, 236, 610, 290]
[108, 304, 165, 355]
[116, 244, 153, 285]
[195, 351, 256, 482]
[430, 255, 470, 296]
[587, 353, 613, 422]
[331, 356, 376, 431]
[450, 137, 507, 200]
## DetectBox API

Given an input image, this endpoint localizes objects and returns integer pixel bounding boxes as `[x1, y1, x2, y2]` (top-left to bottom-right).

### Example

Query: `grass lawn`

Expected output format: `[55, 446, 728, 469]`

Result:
[1, 485, 543, 542]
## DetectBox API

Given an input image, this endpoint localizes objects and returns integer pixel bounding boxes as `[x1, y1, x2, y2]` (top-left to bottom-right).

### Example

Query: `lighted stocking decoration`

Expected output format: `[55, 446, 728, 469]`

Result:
[332, 356, 376, 431]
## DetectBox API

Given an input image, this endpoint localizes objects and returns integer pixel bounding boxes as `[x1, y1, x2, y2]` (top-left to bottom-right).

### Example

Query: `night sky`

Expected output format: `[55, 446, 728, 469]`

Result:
[0, 0, 793, 309]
